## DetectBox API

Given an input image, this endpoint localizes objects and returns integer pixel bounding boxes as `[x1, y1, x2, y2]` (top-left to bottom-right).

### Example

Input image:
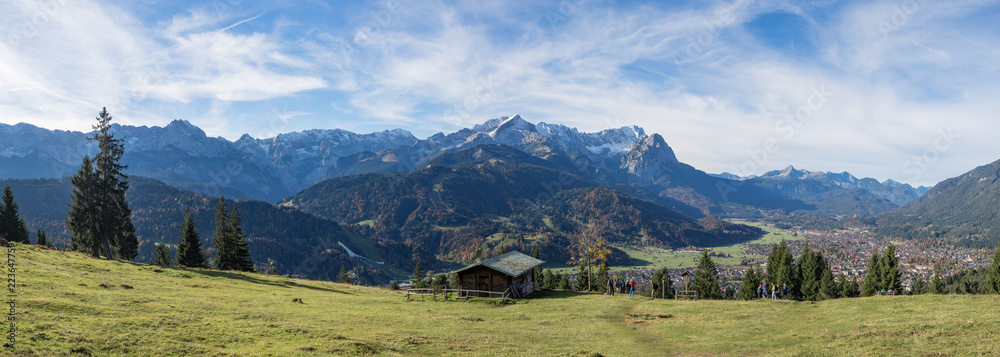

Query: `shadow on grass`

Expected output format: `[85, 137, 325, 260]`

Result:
[124, 261, 345, 294]
[528, 289, 588, 300]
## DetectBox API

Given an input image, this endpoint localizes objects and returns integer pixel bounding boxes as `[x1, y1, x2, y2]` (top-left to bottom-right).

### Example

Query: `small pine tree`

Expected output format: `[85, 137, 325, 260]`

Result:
[820, 265, 838, 299]
[0, 185, 30, 244]
[389, 280, 400, 290]
[412, 261, 423, 283]
[594, 260, 609, 293]
[35, 227, 50, 247]
[153, 243, 173, 266]
[694, 250, 722, 299]
[542, 269, 555, 290]
[576, 265, 590, 291]
[738, 266, 762, 300]
[432, 274, 448, 291]
[448, 273, 459, 289]
[987, 241, 1000, 294]
[556, 273, 570, 290]
[911, 278, 926, 295]
[930, 265, 944, 294]
[861, 248, 882, 297]
[338, 265, 351, 284]
[175, 208, 207, 268]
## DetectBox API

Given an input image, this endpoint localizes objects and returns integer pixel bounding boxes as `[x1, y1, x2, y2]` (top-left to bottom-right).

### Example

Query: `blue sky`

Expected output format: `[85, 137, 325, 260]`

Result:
[2, 0, 999, 186]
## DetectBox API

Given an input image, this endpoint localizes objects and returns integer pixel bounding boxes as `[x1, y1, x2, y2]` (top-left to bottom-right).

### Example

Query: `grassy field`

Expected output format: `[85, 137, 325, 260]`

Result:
[10, 244, 1000, 356]
[550, 221, 803, 274]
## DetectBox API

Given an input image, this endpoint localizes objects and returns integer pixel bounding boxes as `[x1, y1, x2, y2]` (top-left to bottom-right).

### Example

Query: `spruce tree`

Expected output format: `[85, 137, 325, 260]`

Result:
[594, 260, 609, 293]
[651, 267, 675, 299]
[412, 260, 423, 284]
[67, 155, 99, 254]
[880, 244, 902, 294]
[556, 273, 570, 290]
[987, 241, 1000, 294]
[65, 108, 138, 260]
[576, 265, 590, 291]
[225, 206, 254, 271]
[542, 269, 555, 290]
[930, 265, 944, 294]
[153, 243, 173, 266]
[175, 208, 207, 268]
[737, 266, 762, 300]
[820, 263, 837, 299]
[837, 274, 854, 298]
[911, 278, 925, 295]
[208, 198, 254, 271]
[766, 239, 799, 299]
[799, 244, 820, 301]
[694, 250, 722, 299]
[35, 227, 50, 247]
[861, 248, 882, 297]
[532, 247, 543, 288]
[0, 185, 30, 244]
[339, 265, 351, 284]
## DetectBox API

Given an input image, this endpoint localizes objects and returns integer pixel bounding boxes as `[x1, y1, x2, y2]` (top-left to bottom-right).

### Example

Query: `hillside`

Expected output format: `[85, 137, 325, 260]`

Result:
[283, 146, 763, 268]
[0, 177, 382, 282]
[10, 244, 1000, 356]
[877, 159, 1000, 248]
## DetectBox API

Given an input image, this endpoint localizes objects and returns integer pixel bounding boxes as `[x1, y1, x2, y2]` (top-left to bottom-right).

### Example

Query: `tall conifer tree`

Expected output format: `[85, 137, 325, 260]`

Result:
[799, 243, 820, 301]
[738, 266, 762, 300]
[862, 248, 882, 296]
[66, 108, 137, 260]
[211, 197, 254, 271]
[881, 244, 902, 293]
[930, 265, 944, 294]
[175, 208, 207, 268]
[0, 185, 30, 244]
[694, 250, 722, 299]
[223, 206, 254, 272]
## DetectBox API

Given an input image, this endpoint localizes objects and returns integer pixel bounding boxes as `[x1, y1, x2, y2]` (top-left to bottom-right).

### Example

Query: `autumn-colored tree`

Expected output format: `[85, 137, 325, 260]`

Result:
[568, 226, 611, 292]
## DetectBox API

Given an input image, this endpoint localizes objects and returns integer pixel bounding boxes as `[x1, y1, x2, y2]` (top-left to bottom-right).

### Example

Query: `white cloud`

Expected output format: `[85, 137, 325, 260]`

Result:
[2, 0, 999, 187]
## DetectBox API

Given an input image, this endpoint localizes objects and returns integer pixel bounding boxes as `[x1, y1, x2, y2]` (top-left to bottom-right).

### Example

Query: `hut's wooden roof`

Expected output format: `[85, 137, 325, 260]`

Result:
[453, 251, 544, 277]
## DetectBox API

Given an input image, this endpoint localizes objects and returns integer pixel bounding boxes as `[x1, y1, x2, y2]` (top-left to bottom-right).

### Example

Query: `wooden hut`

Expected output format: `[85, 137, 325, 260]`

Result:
[453, 251, 545, 299]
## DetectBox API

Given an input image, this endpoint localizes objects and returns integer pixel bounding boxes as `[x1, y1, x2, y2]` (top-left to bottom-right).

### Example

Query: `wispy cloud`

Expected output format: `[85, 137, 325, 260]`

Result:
[1, 0, 998, 185]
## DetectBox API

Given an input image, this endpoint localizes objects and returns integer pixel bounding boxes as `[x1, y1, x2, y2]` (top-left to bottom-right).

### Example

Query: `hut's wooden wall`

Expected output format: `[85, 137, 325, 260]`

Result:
[458, 266, 512, 293]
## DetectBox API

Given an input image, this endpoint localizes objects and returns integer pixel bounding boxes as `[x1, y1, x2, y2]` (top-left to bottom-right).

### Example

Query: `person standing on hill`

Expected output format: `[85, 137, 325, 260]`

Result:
[607, 274, 615, 296]
[628, 279, 636, 297]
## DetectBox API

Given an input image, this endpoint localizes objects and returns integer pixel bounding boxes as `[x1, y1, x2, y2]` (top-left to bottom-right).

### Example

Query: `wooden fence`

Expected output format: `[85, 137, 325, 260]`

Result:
[404, 287, 513, 301]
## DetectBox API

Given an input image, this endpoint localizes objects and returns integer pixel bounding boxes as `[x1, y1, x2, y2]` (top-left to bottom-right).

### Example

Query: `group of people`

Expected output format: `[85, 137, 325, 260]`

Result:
[758, 282, 788, 300]
[606, 277, 639, 297]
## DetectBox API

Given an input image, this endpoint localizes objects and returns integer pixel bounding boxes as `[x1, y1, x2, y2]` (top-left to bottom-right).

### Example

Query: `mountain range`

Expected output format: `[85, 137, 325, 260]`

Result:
[0, 115, 926, 218]
[713, 166, 931, 207]
[5, 114, 1000, 280]
[876, 159, 1000, 248]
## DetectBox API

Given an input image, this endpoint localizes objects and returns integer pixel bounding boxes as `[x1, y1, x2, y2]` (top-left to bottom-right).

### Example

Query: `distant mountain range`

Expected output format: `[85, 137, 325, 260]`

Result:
[1, 115, 926, 217]
[712, 166, 931, 207]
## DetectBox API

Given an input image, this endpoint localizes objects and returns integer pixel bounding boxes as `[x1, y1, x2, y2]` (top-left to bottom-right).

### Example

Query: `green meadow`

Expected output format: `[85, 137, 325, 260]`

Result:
[9, 244, 999, 356]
